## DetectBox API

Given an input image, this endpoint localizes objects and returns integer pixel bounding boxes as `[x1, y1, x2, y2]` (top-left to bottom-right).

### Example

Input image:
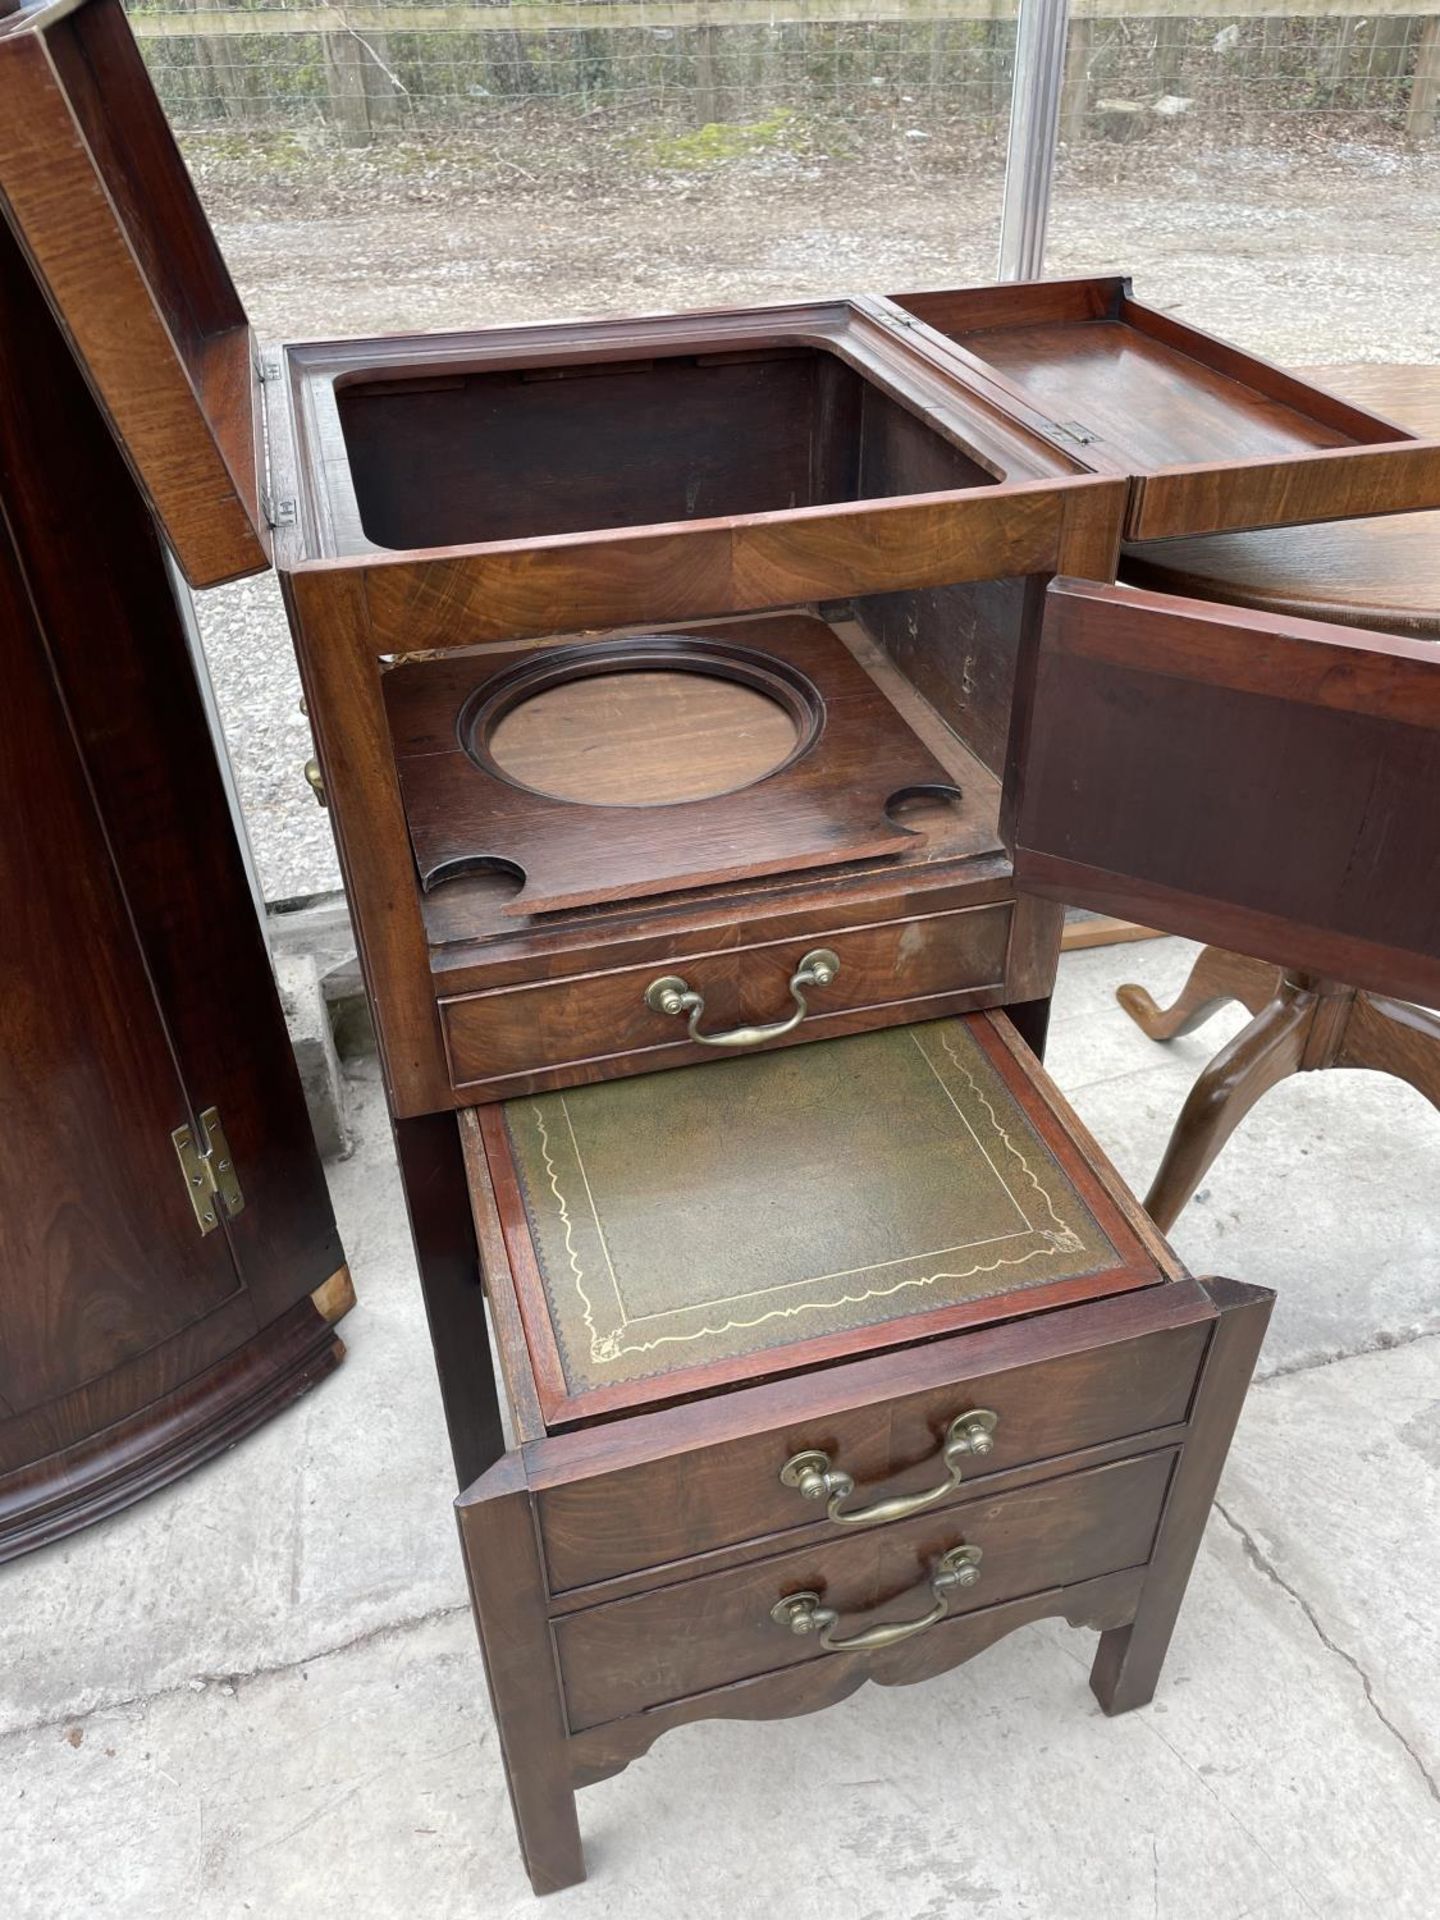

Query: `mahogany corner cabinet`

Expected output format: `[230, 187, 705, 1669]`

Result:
[4, 0, 1440, 1889]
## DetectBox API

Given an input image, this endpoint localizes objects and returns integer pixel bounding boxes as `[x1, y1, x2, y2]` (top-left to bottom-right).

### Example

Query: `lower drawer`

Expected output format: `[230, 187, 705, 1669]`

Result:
[440, 900, 1013, 1096]
[553, 1449, 1173, 1731]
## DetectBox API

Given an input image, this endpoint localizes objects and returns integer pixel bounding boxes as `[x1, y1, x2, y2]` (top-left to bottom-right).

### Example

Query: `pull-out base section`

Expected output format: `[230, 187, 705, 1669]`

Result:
[441, 1011, 1271, 1893]
[458, 1273, 1269, 1894]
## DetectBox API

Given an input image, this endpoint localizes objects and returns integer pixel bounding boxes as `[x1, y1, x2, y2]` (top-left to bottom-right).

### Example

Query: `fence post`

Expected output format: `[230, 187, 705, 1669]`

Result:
[183, 0, 250, 122]
[1410, 16, 1440, 144]
[324, 30, 375, 145]
[1059, 14, 1092, 145]
[693, 7, 726, 126]
[364, 34, 401, 130]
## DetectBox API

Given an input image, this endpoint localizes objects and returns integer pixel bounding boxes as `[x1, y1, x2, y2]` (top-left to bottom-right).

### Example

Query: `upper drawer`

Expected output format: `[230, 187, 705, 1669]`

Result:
[441, 900, 1014, 1098]
[534, 1303, 1207, 1593]
[554, 1448, 1175, 1730]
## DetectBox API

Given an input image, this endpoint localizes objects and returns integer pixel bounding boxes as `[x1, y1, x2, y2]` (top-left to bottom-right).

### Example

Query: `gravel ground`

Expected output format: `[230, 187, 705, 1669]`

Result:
[186, 134, 1440, 901]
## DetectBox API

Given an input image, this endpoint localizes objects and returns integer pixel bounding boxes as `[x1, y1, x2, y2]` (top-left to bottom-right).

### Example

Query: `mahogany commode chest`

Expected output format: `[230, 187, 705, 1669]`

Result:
[5, 0, 1440, 1892]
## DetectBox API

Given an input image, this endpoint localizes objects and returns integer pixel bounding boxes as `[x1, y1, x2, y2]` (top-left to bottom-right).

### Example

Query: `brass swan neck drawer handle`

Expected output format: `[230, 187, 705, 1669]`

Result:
[770, 1545, 984, 1653]
[644, 949, 840, 1049]
[778, 1411, 998, 1528]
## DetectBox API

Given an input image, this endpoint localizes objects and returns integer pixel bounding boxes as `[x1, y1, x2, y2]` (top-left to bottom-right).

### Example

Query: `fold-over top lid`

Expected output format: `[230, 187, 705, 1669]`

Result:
[0, 0, 268, 587]
[878, 276, 1440, 541]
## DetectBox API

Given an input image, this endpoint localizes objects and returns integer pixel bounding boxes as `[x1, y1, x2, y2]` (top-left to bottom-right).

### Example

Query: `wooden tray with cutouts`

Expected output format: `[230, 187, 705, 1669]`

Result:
[382, 613, 975, 919]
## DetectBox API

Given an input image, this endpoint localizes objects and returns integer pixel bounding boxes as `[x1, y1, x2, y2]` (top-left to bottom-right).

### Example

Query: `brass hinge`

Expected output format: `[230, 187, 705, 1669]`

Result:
[1050, 418, 1099, 447]
[173, 1106, 245, 1236]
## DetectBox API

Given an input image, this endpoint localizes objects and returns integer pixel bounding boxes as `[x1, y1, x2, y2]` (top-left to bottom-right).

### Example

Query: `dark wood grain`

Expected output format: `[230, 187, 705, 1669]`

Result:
[440, 898, 1015, 1098]
[874, 276, 1440, 538]
[337, 343, 996, 551]
[1121, 960, 1440, 1235]
[567, 1566, 1145, 1788]
[282, 562, 454, 1119]
[0, 196, 345, 1556]
[282, 468, 1116, 1117]
[1124, 366, 1440, 636]
[555, 1450, 1174, 1730]
[284, 297, 1085, 561]
[0, 1294, 343, 1563]
[0, 483, 246, 1425]
[1010, 577, 1440, 1007]
[1118, 946, 1283, 1043]
[392, 1111, 505, 1489]
[456, 1454, 584, 1896]
[532, 1312, 1207, 1592]
[386, 617, 973, 917]
[1092, 1276, 1273, 1712]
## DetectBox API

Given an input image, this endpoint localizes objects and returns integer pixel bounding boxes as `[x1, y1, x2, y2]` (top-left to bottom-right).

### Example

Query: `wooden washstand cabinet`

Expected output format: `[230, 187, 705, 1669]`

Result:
[5, 0, 1440, 1887]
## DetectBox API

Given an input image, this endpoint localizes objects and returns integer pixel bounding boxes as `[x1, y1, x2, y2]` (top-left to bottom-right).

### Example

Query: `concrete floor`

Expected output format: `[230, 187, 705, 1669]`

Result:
[3, 937, 1439, 1918]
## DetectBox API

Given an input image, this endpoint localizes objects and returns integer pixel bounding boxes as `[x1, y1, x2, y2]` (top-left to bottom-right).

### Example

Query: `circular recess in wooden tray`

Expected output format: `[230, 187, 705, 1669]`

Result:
[392, 613, 971, 919]
[461, 636, 823, 809]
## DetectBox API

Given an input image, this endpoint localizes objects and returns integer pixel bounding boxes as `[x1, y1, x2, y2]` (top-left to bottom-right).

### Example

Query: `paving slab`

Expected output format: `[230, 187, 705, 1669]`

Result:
[1216, 1332, 1440, 1789]
[5, 1474, 1439, 1919]
[1049, 941, 1440, 1375]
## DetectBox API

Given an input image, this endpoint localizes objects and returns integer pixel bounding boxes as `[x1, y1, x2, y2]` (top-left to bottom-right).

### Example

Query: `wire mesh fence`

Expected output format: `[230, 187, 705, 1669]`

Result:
[126, 4, 1440, 157]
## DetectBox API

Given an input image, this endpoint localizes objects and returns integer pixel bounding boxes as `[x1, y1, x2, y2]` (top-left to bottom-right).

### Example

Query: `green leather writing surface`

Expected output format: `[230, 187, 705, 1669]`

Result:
[503, 1019, 1123, 1395]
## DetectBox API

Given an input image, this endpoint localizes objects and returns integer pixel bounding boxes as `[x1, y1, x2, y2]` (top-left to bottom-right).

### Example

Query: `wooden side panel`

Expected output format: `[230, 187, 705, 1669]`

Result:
[1012, 579, 1440, 1005]
[854, 575, 1030, 776]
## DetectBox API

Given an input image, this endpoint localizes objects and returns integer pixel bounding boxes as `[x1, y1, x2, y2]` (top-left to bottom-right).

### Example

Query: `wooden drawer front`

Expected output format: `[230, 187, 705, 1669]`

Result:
[441, 902, 1012, 1095]
[555, 1449, 1173, 1730]
[538, 1315, 1208, 1593]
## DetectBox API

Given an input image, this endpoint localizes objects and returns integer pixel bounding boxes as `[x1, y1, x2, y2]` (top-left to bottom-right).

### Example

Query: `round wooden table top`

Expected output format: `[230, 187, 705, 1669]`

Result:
[1123, 365, 1440, 637]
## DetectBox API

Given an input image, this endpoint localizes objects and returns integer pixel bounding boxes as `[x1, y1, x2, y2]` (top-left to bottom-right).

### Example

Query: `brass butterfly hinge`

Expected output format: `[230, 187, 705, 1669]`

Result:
[173, 1106, 246, 1236]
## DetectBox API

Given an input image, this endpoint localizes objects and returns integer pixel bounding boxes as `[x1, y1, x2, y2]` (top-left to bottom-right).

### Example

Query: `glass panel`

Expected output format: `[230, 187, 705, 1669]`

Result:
[1044, 14, 1440, 366]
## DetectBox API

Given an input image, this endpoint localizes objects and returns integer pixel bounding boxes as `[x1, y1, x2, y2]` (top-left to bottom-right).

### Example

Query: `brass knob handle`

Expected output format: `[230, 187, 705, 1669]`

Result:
[770, 1544, 984, 1653]
[644, 949, 840, 1049]
[779, 1411, 998, 1528]
[303, 758, 328, 808]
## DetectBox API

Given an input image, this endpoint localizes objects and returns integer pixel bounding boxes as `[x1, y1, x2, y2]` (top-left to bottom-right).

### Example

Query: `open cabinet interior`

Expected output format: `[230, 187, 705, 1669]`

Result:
[368, 577, 1059, 1107]
[383, 609, 1007, 935]
[335, 344, 1001, 552]
[280, 299, 1085, 560]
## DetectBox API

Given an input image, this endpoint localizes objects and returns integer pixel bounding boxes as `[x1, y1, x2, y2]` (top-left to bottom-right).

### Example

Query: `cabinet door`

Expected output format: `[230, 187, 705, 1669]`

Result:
[0, 206, 344, 1352]
[0, 194, 344, 1534]
[1009, 578, 1440, 1004]
[0, 501, 252, 1468]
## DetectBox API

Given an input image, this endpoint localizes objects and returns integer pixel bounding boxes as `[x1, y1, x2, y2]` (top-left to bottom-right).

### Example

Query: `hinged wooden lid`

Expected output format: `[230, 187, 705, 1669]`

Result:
[876, 277, 1440, 541]
[0, 0, 268, 587]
